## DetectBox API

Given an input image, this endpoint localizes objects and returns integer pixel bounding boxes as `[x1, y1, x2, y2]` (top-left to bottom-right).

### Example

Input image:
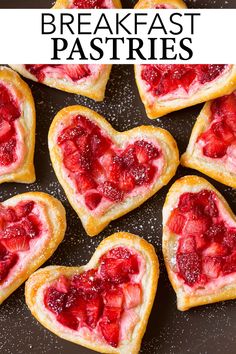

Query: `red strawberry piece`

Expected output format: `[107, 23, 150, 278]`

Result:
[177, 252, 201, 286]
[102, 306, 122, 323]
[71, 269, 102, 297]
[123, 283, 142, 309]
[98, 181, 123, 202]
[68, 297, 87, 323]
[122, 147, 138, 168]
[103, 288, 123, 308]
[90, 132, 111, 157]
[75, 115, 97, 133]
[0, 102, 20, 122]
[75, 173, 97, 194]
[60, 140, 78, 156]
[25, 65, 47, 82]
[205, 223, 226, 243]
[212, 121, 234, 143]
[0, 243, 18, 282]
[0, 119, 13, 142]
[44, 287, 67, 314]
[63, 65, 91, 82]
[108, 156, 124, 182]
[203, 138, 228, 158]
[23, 215, 41, 238]
[180, 69, 197, 91]
[0, 205, 17, 222]
[198, 65, 226, 84]
[202, 256, 222, 279]
[84, 192, 102, 210]
[167, 209, 186, 235]
[134, 140, 159, 164]
[86, 295, 103, 328]
[106, 247, 132, 260]
[119, 171, 135, 192]
[58, 125, 85, 145]
[183, 216, 211, 237]
[222, 251, 236, 274]
[141, 65, 162, 88]
[64, 151, 91, 173]
[204, 242, 228, 257]
[195, 235, 208, 250]
[73, 0, 105, 9]
[100, 258, 130, 284]
[14, 201, 35, 220]
[2, 236, 30, 252]
[1, 223, 26, 239]
[0, 138, 16, 166]
[223, 229, 236, 249]
[57, 311, 79, 330]
[100, 320, 120, 348]
[56, 275, 70, 293]
[178, 236, 196, 254]
[178, 192, 195, 213]
[130, 164, 155, 186]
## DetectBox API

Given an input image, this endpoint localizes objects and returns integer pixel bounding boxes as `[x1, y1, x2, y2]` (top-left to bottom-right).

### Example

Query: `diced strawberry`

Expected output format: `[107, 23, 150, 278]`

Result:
[57, 125, 85, 145]
[202, 256, 222, 278]
[0, 243, 18, 282]
[102, 306, 122, 323]
[86, 295, 103, 328]
[0, 205, 17, 222]
[100, 258, 130, 284]
[64, 65, 91, 82]
[130, 164, 155, 186]
[100, 320, 120, 348]
[14, 201, 35, 220]
[71, 269, 102, 297]
[75, 115, 97, 132]
[0, 119, 13, 141]
[134, 140, 159, 163]
[44, 287, 67, 314]
[203, 139, 228, 158]
[212, 121, 234, 143]
[64, 151, 91, 173]
[178, 236, 196, 254]
[56, 275, 70, 293]
[75, 173, 97, 194]
[60, 140, 78, 156]
[0, 138, 16, 166]
[123, 283, 142, 309]
[57, 311, 79, 330]
[195, 235, 208, 250]
[177, 252, 201, 286]
[103, 288, 123, 308]
[98, 181, 123, 202]
[167, 209, 186, 235]
[222, 251, 236, 274]
[24, 215, 41, 238]
[84, 192, 102, 210]
[2, 236, 30, 252]
[90, 132, 111, 157]
[198, 64, 226, 84]
[178, 192, 195, 213]
[223, 229, 236, 249]
[106, 247, 132, 260]
[122, 147, 138, 168]
[204, 242, 228, 257]
[141, 65, 162, 88]
[119, 171, 135, 192]
[180, 69, 197, 91]
[205, 223, 226, 243]
[107, 156, 124, 182]
[1, 223, 26, 239]
[183, 216, 211, 237]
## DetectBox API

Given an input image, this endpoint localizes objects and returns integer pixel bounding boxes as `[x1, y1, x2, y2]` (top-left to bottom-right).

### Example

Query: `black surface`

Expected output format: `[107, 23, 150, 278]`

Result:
[0, 1, 236, 354]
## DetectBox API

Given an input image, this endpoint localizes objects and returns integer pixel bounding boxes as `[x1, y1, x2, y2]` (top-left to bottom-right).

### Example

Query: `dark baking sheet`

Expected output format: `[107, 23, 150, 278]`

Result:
[0, 1, 236, 354]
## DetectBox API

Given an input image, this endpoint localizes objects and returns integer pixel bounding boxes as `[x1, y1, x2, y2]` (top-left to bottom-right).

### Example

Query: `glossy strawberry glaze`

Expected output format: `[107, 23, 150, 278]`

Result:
[167, 190, 236, 290]
[140, 64, 229, 101]
[0, 83, 23, 175]
[0, 201, 46, 285]
[57, 115, 164, 214]
[197, 91, 236, 171]
[44, 247, 144, 348]
[71, 0, 114, 8]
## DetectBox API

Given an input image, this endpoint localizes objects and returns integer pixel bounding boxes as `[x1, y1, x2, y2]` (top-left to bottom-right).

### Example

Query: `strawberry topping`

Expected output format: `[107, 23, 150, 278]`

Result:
[57, 115, 161, 211]
[72, 0, 107, 8]
[0, 201, 42, 283]
[198, 91, 236, 160]
[0, 84, 21, 168]
[25, 65, 91, 83]
[141, 64, 228, 98]
[44, 247, 142, 348]
[167, 190, 236, 286]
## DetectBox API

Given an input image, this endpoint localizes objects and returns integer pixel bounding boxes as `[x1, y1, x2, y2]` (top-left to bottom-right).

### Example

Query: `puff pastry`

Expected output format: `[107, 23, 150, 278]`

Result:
[0, 192, 66, 305]
[163, 175, 236, 311]
[48, 105, 179, 236]
[25, 232, 159, 354]
[9, 1, 122, 101]
[181, 90, 236, 188]
[134, 0, 187, 9]
[0, 66, 36, 184]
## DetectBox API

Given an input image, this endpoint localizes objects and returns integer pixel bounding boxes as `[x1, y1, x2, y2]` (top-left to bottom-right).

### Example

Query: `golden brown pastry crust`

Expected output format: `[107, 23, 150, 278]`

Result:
[53, 0, 122, 8]
[162, 175, 236, 311]
[0, 66, 36, 184]
[181, 100, 236, 188]
[0, 192, 66, 305]
[25, 232, 159, 354]
[134, 0, 187, 9]
[48, 105, 179, 236]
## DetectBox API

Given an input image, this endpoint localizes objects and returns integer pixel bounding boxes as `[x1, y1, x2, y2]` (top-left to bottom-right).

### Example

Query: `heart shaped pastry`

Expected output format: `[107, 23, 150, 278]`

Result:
[163, 175, 236, 311]
[48, 105, 179, 236]
[9, 1, 121, 102]
[0, 66, 35, 184]
[0, 192, 66, 305]
[25, 232, 159, 353]
[135, 0, 187, 9]
[135, 46, 236, 119]
[181, 91, 236, 188]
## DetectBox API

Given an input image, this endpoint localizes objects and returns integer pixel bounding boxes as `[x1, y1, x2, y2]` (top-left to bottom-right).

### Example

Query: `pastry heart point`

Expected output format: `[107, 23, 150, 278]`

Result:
[57, 114, 163, 214]
[43, 246, 144, 348]
[0, 200, 45, 284]
[167, 189, 236, 288]
[197, 91, 236, 164]
[0, 83, 23, 174]
[141, 64, 229, 101]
